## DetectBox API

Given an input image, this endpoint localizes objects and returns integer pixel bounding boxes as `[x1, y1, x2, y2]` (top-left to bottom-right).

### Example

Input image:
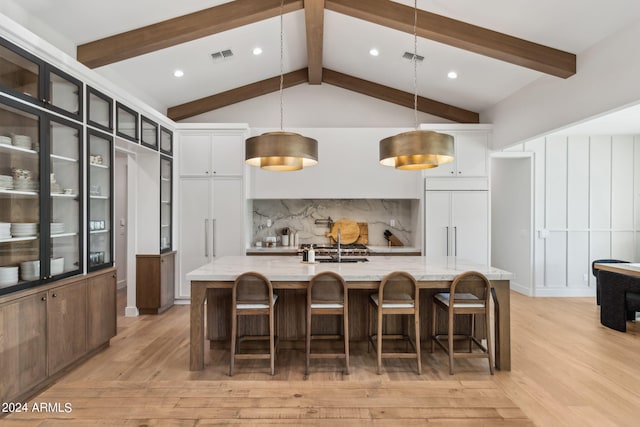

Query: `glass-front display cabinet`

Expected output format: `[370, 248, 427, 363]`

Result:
[86, 85, 113, 132]
[160, 126, 173, 156]
[0, 37, 81, 121]
[141, 116, 158, 150]
[160, 155, 172, 253]
[0, 96, 82, 295]
[116, 102, 138, 143]
[49, 115, 82, 279]
[87, 129, 113, 271]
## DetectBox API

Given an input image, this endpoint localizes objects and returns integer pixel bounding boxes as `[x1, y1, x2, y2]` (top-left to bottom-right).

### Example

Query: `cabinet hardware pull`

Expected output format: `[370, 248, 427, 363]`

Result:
[41, 296, 47, 301]
[454, 226, 458, 256]
[52, 293, 57, 298]
[204, 219, 209, 257]
[445, 226, 449, 256]
[212, 219, 216, 257]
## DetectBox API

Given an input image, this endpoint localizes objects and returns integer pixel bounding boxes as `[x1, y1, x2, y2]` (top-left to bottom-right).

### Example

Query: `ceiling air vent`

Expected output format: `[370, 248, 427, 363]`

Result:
[211, 49, 234, 62]
[402, 52, 424, 62]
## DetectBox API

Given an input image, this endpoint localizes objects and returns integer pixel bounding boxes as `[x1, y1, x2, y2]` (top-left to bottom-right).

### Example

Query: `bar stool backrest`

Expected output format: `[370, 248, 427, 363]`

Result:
[234, 272, 273, 306]
[380, 271, 417, 305]
[449, 271, 492, 306]
[309, 271, 346, 304]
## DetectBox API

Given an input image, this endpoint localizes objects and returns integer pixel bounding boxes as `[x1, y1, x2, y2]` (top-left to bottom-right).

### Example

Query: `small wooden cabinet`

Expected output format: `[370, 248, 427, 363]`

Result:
[136, 251, 176, 314]
[0, 268, 116, 402]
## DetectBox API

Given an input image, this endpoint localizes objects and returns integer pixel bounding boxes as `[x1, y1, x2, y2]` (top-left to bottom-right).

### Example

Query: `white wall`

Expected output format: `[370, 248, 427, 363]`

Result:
[506, 135, 639, 296]
[484, 20, 640, 150]
[491, 156, 533, 295]
[180, 83, 452, 128]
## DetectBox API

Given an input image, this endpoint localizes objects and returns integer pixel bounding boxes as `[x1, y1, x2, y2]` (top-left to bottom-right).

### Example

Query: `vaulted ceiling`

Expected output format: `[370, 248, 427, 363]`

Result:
[10, 0, 640, 126]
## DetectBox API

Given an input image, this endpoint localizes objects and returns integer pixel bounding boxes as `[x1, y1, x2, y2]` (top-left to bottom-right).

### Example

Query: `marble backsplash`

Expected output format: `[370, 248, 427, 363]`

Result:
[251, 199, 418, 247]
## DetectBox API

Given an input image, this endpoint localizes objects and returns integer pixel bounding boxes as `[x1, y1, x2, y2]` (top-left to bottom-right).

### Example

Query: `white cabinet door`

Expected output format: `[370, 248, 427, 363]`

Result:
[425, 190, 489, 265]
[178, 130, 245, 177]
[451, 191, 489, 265]
[178, 178, 212, 297]
[212, 132, 244, 176]
[211, 178, 244, 257]
[179, 133, 212, 176]
[425, 131, 488, 177]
[425, 191, 452, 257]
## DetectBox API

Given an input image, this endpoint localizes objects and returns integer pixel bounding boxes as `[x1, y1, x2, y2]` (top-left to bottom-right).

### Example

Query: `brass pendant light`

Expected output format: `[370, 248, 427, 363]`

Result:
[245, 0, 318, 172]
[379, 0, 454, 170]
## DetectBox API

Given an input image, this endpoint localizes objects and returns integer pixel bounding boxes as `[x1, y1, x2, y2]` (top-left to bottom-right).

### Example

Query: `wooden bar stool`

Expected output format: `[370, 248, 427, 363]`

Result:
[368, 271, 421, 375]
[431, 270, 494, 375]
[229, 272, 279, 376]
[306, 271, 350, 376]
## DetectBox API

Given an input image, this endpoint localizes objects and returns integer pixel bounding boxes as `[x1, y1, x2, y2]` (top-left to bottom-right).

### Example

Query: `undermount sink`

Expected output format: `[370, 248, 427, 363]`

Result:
[317, 258, 369, 263]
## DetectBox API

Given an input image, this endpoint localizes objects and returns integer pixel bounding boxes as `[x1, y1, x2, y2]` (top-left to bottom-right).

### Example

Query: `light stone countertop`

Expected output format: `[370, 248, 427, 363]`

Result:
[187, 255, 513, 282]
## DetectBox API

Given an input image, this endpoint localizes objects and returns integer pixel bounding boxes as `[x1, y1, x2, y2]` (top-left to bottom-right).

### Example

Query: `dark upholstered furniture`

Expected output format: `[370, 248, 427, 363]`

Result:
[599, 270, 640, 332]
[592, 259, 629, 305]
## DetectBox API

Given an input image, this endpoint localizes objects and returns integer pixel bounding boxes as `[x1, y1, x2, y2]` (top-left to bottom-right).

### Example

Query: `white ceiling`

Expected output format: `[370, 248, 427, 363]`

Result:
[8, 0, 640, 133]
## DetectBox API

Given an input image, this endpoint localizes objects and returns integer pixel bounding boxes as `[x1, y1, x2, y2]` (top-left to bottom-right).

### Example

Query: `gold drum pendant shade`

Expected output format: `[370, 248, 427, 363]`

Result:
[245, 131, 318, 172]
[379, 130, 454, 170]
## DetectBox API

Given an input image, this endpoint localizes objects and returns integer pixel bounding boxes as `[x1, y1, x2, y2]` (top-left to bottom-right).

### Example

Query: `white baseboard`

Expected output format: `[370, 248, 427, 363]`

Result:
[174, 299, 189, 305]
[509, 281, 532, 296]
[125, 306, 139, 317]
[533, 287, 596, 297]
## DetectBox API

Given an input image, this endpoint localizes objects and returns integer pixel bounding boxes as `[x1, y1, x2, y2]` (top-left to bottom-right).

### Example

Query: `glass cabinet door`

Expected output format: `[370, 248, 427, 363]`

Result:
[0, 38, 42, 105]
[46, 66, 82, 120]
[87, 130, 113, 271]
[160, 156, 172, 253]
[160, 127, 173, 155]
[141, 116, 158, 150]
[86, 86, 113, 132]
[116, 102, 138, 143]
[0, 98, 41, 294]
[48, 116, 82, 278]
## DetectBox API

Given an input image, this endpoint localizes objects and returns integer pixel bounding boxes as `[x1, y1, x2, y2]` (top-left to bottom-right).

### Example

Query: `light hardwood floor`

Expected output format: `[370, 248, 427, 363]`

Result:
[4, 290, 640, 426]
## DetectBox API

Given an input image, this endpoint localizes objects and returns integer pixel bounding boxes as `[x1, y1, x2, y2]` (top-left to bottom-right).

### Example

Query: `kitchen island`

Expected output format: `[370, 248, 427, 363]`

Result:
[188, 256, 513, 371]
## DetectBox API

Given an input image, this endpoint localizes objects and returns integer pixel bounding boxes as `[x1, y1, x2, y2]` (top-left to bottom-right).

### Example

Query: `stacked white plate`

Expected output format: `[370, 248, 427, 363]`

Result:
[50, 222, 64, 235]
[0, 135, 11, 145]
[0, 266, 19, 288]
[51, 257, 64, 275]
[20, 260, 39, 281]
[0, 222, 10, 239]
[11, 134, 32, 149]
[11, 223, 38, 237]
[0, 175, 12, 190]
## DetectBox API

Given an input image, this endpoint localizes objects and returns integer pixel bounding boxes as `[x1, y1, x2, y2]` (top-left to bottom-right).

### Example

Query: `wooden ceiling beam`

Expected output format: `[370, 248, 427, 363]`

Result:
[322, 68, 479, 123]
[325, 0, 576, 78]
[167, 68, 309, 121]
[77, 0, 304, 69]
[304, 0, 325, 84]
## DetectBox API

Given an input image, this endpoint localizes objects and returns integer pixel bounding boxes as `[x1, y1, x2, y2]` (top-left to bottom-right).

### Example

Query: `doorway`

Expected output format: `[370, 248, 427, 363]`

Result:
[490, 154, 534, 295]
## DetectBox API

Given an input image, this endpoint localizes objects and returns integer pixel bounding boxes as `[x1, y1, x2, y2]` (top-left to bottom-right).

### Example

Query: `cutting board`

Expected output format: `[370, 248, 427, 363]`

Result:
[355, 222, 368, 244]
[325, 218, 359, 244]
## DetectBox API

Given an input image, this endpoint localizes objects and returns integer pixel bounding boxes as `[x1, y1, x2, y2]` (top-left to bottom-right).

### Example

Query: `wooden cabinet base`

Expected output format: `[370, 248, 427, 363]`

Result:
[136, 251, 176, 314]
[0, 268, 116, 403]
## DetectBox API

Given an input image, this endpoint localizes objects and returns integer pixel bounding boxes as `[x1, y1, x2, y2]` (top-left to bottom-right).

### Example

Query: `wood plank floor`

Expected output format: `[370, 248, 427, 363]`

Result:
[4, 290, 640, 426]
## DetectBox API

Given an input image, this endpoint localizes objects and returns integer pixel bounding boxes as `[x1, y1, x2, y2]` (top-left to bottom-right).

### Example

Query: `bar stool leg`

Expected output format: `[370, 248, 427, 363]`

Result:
[229, 311, 237, 377]
[344, 304, 350, 375]
[305, 304, 311, 376]
[431, 300, 437, 353]
[448, 309, 455, 375]
[377, 306, 383, 375]
[269, 308, 275, 376]
[414, 306, 422, 375]
[485, 311, 495, 375]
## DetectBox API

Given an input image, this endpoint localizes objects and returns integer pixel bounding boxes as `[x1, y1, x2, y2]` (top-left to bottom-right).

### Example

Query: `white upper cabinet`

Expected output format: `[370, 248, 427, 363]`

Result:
[177, 127, 246, 177]
[421, 125, 490, 177]
[248, 128, 423, 199]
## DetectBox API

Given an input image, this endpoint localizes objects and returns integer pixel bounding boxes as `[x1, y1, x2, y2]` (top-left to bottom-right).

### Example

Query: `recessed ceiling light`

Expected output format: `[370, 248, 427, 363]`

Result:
[173, 69, 184, 78]
[369, 48, 379, 57]
[253, 47, 263, 56]
[447, 71, 458, 79]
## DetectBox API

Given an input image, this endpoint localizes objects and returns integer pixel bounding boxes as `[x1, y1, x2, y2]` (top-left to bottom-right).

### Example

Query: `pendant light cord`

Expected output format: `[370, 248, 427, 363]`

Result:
[279, 0, 284, 131]
[413, 0, 418, 130]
